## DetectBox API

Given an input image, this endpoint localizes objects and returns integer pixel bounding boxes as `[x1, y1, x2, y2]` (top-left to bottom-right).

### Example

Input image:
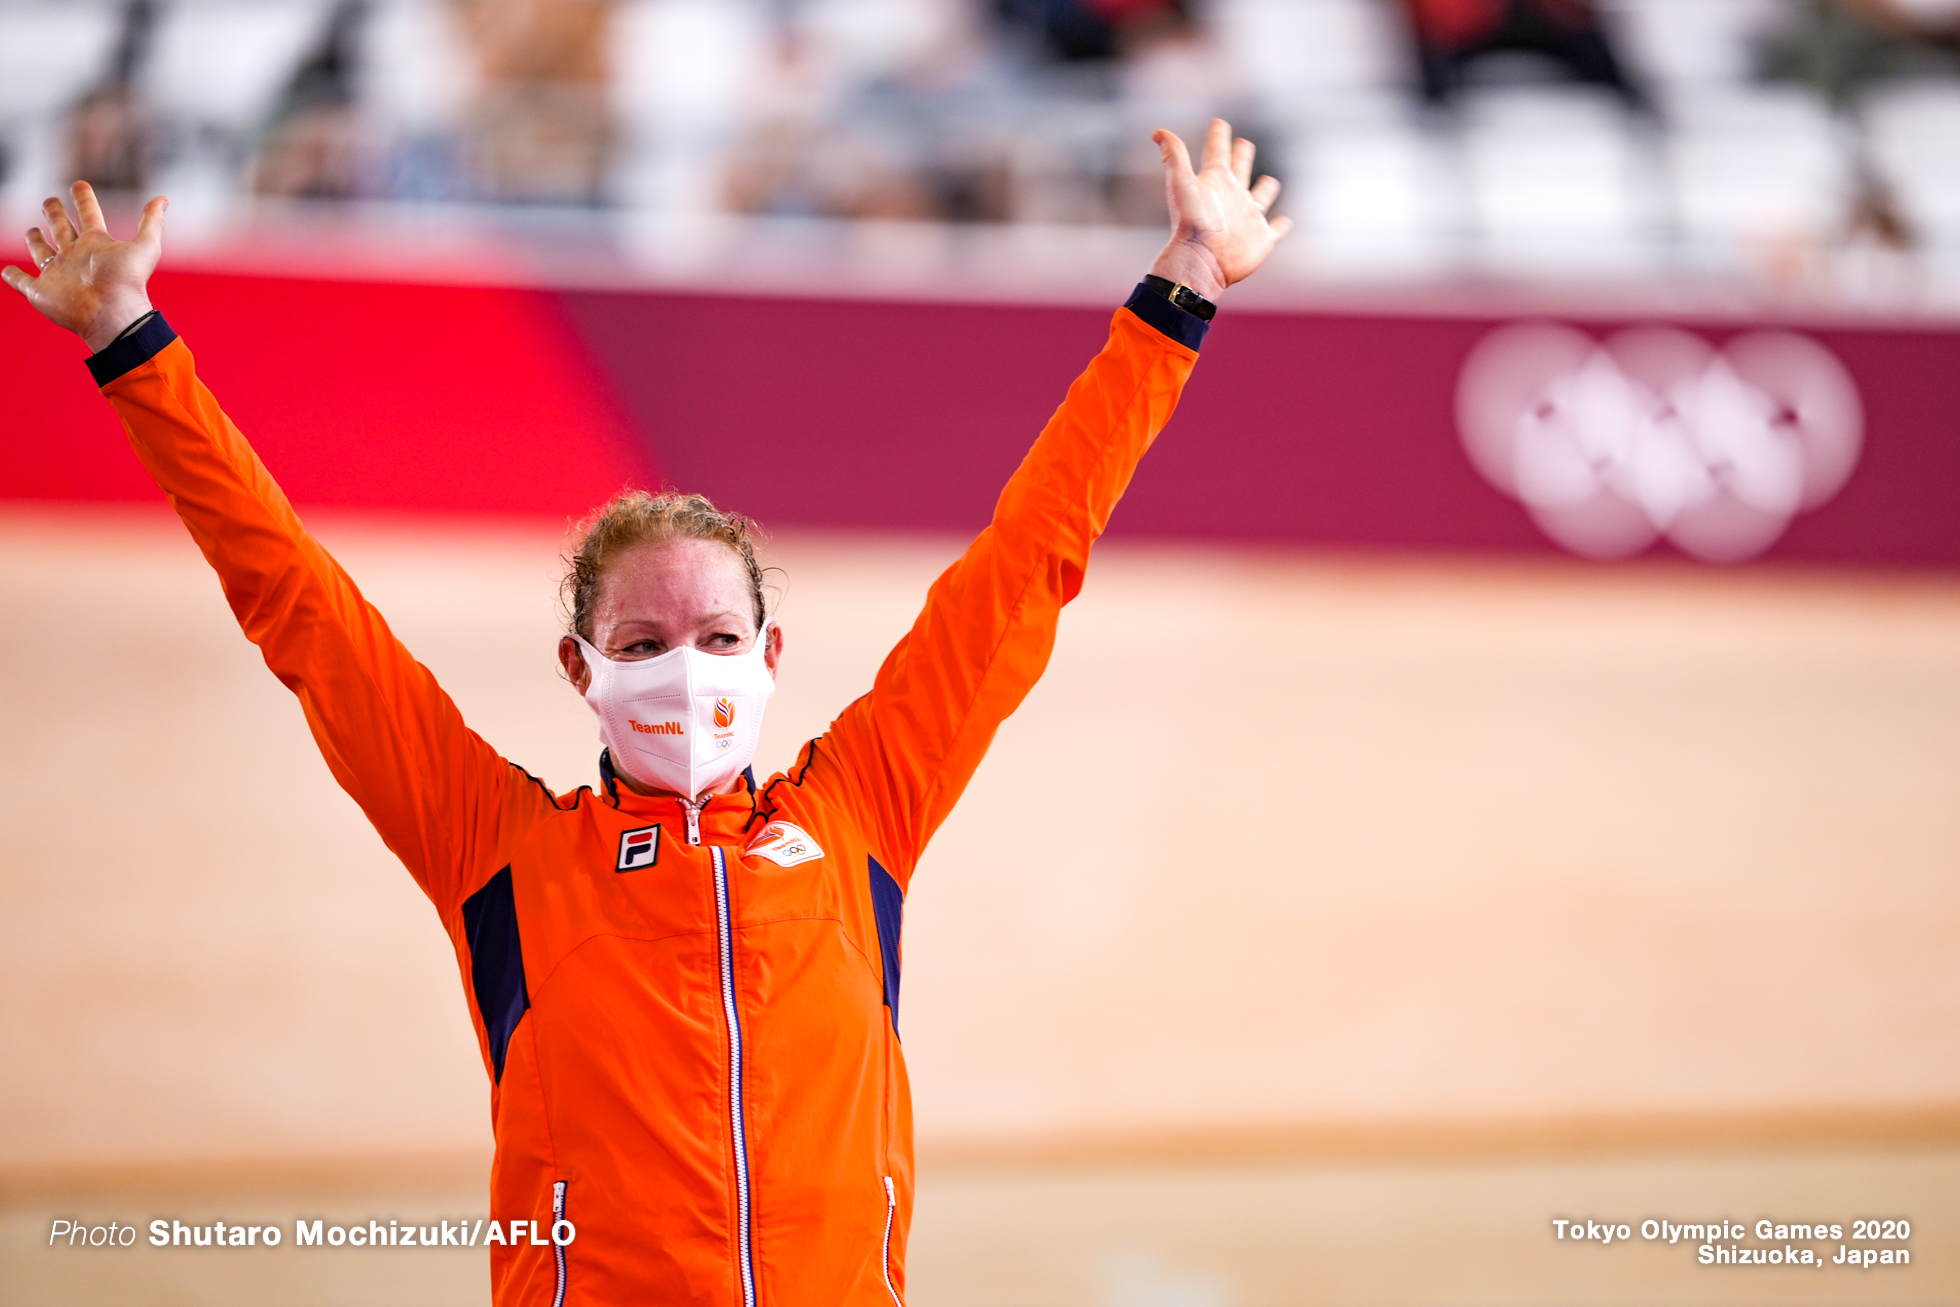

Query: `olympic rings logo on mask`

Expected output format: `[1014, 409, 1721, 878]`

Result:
[1455, 323, 1864, 563]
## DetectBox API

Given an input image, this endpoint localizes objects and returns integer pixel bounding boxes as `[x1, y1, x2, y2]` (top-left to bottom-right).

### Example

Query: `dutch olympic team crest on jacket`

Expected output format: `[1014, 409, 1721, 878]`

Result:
[93, 288, 1207, 1306]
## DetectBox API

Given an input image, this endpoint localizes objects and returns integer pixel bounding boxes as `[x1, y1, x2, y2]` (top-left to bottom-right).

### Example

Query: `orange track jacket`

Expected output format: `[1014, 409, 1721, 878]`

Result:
[93, 287, 1206, 1306]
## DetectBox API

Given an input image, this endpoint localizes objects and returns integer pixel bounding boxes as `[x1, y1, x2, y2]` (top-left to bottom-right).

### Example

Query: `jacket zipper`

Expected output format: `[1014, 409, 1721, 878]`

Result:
[881, 1175, 903, 1306]
[713, 845, 757, 1307]
[684, 795, 708, 846]
[551, 1180, 568, 1307]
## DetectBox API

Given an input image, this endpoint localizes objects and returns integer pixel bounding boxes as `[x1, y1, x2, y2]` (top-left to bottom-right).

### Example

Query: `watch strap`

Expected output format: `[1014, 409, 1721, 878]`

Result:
[1142, 273, 1218, 321]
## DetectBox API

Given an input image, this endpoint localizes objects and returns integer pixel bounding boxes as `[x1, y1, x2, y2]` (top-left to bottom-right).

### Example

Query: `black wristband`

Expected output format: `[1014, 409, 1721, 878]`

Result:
[1142, 274, 1217, 321]
[86, 310, 178, 388]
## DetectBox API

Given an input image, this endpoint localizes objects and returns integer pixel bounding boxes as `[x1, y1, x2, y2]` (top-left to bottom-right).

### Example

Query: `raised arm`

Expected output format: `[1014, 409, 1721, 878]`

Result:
[6, 185, 513, 917]
[820, 121, 1290, 887]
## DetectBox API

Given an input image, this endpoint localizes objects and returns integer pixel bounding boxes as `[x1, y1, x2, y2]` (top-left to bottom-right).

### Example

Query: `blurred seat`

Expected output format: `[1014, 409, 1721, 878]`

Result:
[0, 1, 122, 120]
[1601, 0, 1780, 96]
[353, 0, 477, 200]
[1861, 80, 1960, 253]
[1005, 99, 1123, 223]
[1283, 100, 1463, 273]
[1211, 0, 1408, 110]
[610, 0, 772, 212]
[795, 0, 956, 87]
[146, 0, 334, 131]
[1667, 87, 1848, 265]
[1460, 85, 1656, 271]
[0, 0, 124, 206]
[361, 0, 477, 138]
[611, 0, 770, 138]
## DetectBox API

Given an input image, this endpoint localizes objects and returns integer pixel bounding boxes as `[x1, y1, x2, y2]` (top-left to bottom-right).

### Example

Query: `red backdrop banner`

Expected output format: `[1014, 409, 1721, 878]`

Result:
[1, 271, 649, 519]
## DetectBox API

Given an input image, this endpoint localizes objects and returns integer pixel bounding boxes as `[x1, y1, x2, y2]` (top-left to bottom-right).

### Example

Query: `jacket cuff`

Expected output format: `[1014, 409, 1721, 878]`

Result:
[87, 311, 179, 388]
[1122, 281, 1209, 352]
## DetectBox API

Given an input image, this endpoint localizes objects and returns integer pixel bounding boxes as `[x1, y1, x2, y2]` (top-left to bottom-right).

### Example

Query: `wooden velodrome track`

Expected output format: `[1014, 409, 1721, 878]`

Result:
[2, 505, 1956, 1304]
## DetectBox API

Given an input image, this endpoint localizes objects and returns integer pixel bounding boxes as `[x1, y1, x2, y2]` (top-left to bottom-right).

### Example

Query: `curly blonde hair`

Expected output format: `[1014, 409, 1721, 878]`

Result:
[562, 490, 767, 641]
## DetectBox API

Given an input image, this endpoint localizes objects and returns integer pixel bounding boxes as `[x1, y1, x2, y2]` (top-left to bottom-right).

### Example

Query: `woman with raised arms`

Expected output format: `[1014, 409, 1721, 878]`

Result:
[5, 120, 1288, 1306]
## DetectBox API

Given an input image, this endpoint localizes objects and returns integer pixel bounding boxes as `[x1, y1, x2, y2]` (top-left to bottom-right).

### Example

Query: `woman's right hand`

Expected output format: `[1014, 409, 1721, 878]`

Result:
[3, 182, 167, 353]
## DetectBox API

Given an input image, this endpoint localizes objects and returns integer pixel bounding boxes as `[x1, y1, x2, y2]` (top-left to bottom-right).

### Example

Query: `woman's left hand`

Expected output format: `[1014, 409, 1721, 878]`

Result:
[1148, 118, 1291, 303]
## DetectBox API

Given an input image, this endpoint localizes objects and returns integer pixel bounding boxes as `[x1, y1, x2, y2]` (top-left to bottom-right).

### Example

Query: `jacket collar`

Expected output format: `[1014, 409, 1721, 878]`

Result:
[599, 750, 761, 840]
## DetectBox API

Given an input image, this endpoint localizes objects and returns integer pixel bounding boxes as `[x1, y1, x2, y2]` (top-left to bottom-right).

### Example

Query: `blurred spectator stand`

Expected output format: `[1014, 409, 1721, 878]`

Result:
[1, 0, 1959, 307]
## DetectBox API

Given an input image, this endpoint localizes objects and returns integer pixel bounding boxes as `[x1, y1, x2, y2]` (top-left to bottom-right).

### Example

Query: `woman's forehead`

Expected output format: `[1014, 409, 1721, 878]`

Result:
[595, 538, 754, 621]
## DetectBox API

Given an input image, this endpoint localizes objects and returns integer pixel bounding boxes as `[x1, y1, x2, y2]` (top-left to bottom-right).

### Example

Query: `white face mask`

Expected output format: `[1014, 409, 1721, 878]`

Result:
[572, 627, 776, 802]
